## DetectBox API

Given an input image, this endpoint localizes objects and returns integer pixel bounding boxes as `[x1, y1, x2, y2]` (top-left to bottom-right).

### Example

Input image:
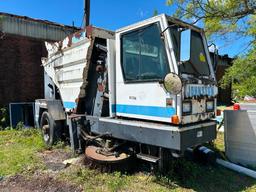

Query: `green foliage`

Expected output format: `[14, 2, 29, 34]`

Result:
[248, 15, 256, 36]
[166, 0, 174, 6]
[59, 167, 129, 192]
[15, 122, 25, 130]
[106, 172, 126, 192]
[153, 9, 158, 16]
[0, 107, 9, 130]
[0, 129, 45, 176]
[166, 0, 256, 97]
[221, 46, 256, 97]
[166, 0, 255, 37]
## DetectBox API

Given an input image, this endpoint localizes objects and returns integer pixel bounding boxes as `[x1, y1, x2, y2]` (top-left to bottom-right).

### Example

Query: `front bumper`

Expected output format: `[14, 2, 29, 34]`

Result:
[179, 121, 217, 151]
[88, 116, 217, 153]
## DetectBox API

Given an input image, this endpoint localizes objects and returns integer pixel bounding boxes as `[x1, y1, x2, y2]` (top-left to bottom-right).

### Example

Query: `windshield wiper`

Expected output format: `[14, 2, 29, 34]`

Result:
[181, 72, 215, 84]
[198, 75, 216, 84]
[160, 24, 178, 37]
[181, 72, 200, 83]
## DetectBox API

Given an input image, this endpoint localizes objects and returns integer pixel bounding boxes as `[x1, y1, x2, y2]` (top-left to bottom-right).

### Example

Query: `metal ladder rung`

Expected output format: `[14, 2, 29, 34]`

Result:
[136, 153, 160, 163]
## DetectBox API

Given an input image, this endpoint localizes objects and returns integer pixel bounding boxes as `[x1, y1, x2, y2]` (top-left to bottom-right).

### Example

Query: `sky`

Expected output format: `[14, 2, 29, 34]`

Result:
[0, 0, 249, 57]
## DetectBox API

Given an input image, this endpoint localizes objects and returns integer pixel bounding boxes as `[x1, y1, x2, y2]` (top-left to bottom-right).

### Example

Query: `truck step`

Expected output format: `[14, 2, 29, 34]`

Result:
[136, 153, 160, 163]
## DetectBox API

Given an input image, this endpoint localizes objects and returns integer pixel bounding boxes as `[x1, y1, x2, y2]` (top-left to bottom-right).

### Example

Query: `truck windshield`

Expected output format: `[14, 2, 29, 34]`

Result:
[169, 25, 210, 76]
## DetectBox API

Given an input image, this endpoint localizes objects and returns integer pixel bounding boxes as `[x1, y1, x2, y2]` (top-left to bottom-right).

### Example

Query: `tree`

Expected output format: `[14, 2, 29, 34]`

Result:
[221, 45, 256, 98]
[166, 0, 256, 98]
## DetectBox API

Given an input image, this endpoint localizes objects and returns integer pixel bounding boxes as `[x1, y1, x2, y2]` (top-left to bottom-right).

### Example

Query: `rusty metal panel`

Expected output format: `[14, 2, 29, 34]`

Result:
[0, 12, 78, 41]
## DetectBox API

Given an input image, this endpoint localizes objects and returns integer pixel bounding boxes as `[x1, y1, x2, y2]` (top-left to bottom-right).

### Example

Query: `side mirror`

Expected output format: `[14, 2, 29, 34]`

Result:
[180, 29, 191, 62]
[163, 73, 182, 95]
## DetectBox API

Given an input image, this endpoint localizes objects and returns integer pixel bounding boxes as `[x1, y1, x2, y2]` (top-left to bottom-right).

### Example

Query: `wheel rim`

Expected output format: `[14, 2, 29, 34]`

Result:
[42, 119, 50, 143]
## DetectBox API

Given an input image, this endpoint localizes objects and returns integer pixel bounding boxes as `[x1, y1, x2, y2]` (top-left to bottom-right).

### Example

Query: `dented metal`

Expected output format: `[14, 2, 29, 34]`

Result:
[42, 27, 115, 111]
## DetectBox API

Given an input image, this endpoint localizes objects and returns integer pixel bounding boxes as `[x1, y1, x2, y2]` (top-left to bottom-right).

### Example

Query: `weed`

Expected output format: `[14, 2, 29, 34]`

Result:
[106, 172, 126, 192]
[53, 141, 67, 149]
[15, 122, 25, 130]
[0, 107, 9, 130]
[0, 129, 45, 176]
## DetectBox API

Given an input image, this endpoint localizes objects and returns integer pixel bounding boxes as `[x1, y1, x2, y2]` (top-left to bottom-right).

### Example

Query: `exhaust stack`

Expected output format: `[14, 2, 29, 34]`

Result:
[84, 0, 90, 28]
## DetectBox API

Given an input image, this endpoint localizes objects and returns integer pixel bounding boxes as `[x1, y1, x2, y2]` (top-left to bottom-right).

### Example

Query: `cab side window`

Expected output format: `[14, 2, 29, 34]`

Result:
[121, 23, 169, 82]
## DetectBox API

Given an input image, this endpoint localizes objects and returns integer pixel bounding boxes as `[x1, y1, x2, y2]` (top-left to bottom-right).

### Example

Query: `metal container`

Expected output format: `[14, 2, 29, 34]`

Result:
[9, 102, 35, 128]
[224, 104, 256, 167]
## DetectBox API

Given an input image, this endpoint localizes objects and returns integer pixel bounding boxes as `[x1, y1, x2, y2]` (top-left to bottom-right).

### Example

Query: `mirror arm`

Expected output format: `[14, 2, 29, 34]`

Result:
[208, 42, 216, 48]
[159, 79, 164, 84]
[160, 24, 177, 37]
[208, 43, 219, 72]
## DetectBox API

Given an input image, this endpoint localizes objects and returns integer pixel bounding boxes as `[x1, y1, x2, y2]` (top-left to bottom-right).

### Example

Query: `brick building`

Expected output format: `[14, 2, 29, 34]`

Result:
[0, 12, 79, 106]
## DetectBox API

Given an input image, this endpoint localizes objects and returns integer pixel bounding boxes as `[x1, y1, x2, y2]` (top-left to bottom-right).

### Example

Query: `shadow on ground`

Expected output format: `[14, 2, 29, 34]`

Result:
[152, 154, 256, 192]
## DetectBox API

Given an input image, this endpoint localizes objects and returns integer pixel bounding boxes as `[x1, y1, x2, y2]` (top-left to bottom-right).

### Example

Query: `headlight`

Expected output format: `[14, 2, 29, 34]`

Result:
[182, 102, 192, 114]
[206, 100, 214, 111]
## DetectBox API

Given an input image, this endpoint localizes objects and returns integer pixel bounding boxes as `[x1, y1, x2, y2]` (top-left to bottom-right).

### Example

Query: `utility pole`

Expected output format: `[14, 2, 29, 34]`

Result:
[84, 0, 90, 28]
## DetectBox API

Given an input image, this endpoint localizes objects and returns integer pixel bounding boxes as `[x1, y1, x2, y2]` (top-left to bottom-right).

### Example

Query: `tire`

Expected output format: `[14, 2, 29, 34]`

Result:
[40, 111, 62, 146]
[158, 148, 174, 172]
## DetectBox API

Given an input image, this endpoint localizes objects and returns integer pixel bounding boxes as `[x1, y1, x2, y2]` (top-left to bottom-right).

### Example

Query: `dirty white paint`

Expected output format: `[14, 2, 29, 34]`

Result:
[42, 30, 91, 110]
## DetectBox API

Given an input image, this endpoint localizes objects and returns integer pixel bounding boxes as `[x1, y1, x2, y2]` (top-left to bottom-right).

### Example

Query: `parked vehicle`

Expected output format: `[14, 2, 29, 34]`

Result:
[35, 14, 218, 169]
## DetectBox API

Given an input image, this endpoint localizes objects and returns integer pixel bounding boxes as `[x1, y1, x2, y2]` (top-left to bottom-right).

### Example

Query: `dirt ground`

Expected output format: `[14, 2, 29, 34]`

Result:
[0, 149, 83, 192]
[0, 174, 82, 192]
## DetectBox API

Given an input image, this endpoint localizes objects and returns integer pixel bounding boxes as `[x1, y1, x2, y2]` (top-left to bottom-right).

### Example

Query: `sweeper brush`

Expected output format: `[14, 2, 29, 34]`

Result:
[84, 145, 135, 172]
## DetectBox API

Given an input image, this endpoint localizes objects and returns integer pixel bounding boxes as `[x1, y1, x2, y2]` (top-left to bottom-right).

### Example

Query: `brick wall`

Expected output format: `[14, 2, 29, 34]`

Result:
[0, 35, 47, 106]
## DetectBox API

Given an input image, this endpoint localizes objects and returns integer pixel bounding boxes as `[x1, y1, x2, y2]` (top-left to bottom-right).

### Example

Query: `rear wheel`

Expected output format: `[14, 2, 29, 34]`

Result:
[40, 111, 62, 146]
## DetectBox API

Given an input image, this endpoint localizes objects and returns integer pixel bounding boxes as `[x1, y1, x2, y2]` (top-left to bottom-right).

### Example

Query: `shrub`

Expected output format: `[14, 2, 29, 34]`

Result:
[0, 107, 9, 130]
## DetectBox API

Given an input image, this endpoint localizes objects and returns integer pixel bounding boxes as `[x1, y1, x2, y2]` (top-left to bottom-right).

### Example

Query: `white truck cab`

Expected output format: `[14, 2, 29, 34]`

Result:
[113, 14, 217, 125]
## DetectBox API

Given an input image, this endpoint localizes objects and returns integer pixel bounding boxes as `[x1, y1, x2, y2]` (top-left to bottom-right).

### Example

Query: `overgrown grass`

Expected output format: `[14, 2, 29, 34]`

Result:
[214, 132, 225, 152]
[59, 166, 173, 192]
[58, 132, 256, 192]
[1, 129, 256, 192]
[59, 158, 256, 192]
[0, 129, 45, 176]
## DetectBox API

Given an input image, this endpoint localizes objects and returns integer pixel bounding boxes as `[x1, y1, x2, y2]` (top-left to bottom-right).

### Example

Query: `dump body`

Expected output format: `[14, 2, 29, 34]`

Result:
[42, 31, 90, 109]
[42, 28, 115, 111]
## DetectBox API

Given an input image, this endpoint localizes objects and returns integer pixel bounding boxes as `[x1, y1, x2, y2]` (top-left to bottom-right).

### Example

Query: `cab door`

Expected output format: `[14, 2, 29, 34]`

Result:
[115, 22, 176, 123]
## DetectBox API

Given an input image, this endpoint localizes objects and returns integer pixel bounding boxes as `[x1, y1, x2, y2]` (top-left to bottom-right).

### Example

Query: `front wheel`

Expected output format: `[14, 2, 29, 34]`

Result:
[40, 111, 62, 146]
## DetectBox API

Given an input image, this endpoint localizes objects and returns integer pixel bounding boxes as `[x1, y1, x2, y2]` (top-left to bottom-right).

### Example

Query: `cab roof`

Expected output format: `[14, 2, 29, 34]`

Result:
[116, 14, 203, 34]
